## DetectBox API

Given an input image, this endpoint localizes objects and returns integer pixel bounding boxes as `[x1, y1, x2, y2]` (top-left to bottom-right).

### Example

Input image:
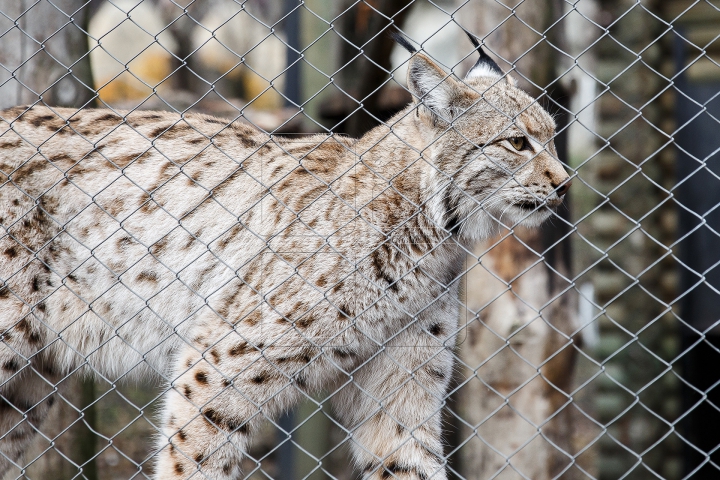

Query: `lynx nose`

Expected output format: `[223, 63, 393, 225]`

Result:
[555, 178, 572, 197]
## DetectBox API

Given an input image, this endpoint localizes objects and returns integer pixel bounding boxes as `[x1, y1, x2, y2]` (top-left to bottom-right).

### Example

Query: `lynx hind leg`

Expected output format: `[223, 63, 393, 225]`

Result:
[1, 295, 55, 471]
[155, 321, 332, 479]
[0, 360, 59, 474]
[332, 320, 454, 480]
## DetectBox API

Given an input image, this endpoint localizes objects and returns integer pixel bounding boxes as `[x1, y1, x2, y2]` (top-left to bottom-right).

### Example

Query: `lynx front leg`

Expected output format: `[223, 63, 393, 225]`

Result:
[154, 326, 335, 480]
[333, 319, 455, 480]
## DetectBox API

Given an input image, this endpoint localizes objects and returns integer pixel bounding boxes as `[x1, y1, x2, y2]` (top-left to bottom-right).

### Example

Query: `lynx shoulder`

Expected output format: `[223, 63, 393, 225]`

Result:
[0, 33, 569, 479]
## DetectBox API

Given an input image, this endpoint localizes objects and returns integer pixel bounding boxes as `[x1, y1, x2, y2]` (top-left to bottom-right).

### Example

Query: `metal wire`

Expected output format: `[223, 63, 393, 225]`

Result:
[0, 0, 718, 479]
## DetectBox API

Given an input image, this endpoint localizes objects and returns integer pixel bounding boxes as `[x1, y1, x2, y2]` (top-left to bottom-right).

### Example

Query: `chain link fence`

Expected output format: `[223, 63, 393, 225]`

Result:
[0, 0, 718, 479]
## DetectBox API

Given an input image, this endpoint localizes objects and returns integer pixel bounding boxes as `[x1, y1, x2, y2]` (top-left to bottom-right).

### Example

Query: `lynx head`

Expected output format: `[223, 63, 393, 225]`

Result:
[394, 32, 571, 242]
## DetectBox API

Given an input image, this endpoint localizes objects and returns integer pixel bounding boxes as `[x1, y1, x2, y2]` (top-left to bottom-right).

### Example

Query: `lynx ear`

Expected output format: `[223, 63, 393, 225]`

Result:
[406, 53, 463, 123]
[391, 31, 463, 123]
[463, 30, 504, 80]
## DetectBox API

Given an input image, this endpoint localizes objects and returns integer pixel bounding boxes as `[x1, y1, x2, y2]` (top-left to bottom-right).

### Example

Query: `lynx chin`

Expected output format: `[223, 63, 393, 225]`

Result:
[0, 32, 569, 479]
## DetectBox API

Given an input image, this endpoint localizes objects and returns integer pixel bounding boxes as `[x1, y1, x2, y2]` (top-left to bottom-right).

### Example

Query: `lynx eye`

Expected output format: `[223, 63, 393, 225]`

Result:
[508, 136, 527, 151]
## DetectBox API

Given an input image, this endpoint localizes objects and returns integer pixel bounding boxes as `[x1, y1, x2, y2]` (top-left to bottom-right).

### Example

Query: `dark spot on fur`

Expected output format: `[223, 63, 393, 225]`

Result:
[209, 349, 220, 363]
[295, 374, 307, 388]
[371, 250, 398, 293]
[223, 417, 240, 431]
[15, 319, 40, 345]
[3, 359, 20, 371]
[270, 164, 284, 178]
[203, 408, 220, 426]
[36, 302, 46, 313]
[443, 186, 461, 234]
[49, 153, 73, 164]
[279, 353, 312, 364]
[4, 247, 17, 258]
[333, 348, 354, 359]
[222, 378, 230, 387]
[95, 113, 120, 123]
[31, 276, 40, 291]
[29, 114, 56, 127]
[337, 303, 353, 319]
[174, 462, 184, 474]
[28, 330, 41, 345]
[116, 236, 132, 248]
[195, 371, 208, 384]
[178, 429, 187, 441]
[251, 372, 268, 384]
[396, 423, 404, 436]
[229, 342, 248, 356]
[239, 135, 259, 148]
[150, 237, 169, 255]
[183, 385, 192, 398]
[242, 310, 262, 326]
[295, 314, 315, 329]
[0, 139, 21, 148]
[136, 271, 158, 283]
[0, 287, 9, 299]
[222, 463, 232, 475]
[429, 323, 443, 336]
[194, 452, 203, 464]
[149, 125, 172, 138]
[15, 319, 30, 334]
[47, 396, 55, 407]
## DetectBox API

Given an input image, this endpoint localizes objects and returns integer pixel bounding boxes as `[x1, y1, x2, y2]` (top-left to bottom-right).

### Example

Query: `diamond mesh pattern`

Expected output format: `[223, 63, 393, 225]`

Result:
[0, 0, 718, 479]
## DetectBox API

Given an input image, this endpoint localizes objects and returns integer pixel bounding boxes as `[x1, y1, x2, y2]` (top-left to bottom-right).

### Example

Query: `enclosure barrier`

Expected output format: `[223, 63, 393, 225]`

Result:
[1, 0, 719, 479]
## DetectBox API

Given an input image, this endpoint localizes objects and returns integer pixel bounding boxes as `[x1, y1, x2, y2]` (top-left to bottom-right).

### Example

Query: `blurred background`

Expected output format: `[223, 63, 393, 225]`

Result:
[1, 0, 719, 479]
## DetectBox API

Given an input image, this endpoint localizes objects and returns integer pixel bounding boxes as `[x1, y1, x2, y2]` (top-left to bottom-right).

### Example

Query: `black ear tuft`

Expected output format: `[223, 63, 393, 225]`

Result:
[462, 29, 503, 79]
[390, 30, 417, 54]
[464, 29, 481, 50]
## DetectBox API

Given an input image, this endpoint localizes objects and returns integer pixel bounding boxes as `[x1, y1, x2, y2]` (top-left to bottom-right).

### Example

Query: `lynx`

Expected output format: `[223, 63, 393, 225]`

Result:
[0, 33, 569, 479]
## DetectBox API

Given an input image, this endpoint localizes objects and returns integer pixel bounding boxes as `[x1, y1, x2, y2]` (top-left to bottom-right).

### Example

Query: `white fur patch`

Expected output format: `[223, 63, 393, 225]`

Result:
[465, 62, 502, 80]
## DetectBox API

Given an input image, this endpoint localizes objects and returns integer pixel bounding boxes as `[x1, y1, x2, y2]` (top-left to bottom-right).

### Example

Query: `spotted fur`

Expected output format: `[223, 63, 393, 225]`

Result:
[0, 44, 568, 479]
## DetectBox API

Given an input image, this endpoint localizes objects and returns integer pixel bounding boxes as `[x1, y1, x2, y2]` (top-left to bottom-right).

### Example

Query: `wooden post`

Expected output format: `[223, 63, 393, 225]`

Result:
[451, 1, 579, 478]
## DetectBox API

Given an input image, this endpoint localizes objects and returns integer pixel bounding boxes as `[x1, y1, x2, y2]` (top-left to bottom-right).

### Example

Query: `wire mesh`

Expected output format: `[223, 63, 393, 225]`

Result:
[0, 0, 718, 479]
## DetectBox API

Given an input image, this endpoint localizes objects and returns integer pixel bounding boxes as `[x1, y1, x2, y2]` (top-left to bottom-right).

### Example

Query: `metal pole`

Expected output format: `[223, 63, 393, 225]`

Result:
[284, 0, 302, 108]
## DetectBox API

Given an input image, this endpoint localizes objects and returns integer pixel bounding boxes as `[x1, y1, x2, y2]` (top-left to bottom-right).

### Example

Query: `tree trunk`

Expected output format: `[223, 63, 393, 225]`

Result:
[0, 0, 95, 108]
[0, 2, 97, 479]
[452, 1, 579, 478]
[336, 0, 413, 137]
[156, 0, 213, 93]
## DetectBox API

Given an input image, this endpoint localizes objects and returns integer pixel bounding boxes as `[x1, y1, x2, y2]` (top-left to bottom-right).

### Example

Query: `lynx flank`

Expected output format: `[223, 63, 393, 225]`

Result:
[0, 34, 569, 479]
